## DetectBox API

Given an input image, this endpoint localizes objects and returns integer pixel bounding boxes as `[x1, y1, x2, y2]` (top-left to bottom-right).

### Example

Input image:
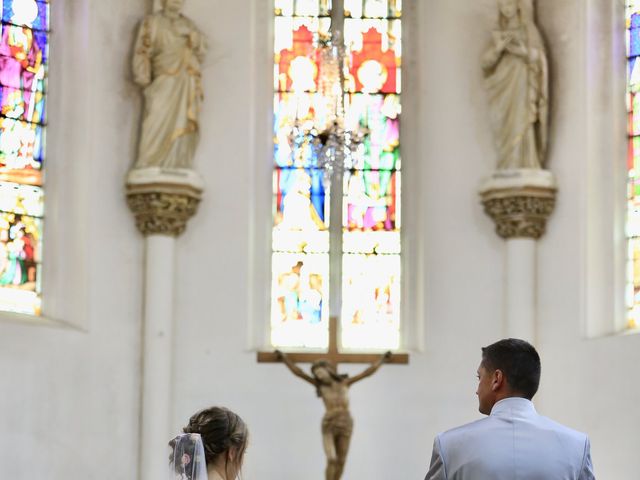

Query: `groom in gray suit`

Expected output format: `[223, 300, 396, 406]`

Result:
[425, 339, 595, 479]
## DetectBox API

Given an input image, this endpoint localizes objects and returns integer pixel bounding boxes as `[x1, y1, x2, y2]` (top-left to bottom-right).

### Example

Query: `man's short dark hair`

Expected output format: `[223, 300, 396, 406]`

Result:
[481, 338, 541, 400]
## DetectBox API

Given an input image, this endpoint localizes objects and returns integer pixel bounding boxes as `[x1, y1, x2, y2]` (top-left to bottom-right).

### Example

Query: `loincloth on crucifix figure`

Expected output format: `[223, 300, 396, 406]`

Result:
[276, 351, 391, 480]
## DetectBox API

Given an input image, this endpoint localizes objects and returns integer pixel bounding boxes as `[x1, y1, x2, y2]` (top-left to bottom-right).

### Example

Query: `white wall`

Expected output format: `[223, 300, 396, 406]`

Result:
[0, 0, 638, 479]
[535, 0, 640, 478]
[0, 0, 145, 478]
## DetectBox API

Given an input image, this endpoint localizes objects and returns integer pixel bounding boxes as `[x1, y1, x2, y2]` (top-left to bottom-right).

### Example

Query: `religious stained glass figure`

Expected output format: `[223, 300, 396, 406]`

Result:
[0, 0, 49, 315]
[271, 0, 402, 351]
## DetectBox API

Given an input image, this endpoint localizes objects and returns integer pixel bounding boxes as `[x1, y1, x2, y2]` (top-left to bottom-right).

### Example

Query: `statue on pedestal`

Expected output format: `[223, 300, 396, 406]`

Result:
[482, 0, 548, 170]
[478, 0, 555, 239]
[126, 0, 207, 237]
[276, 350, 391, 480]
[132, 0, 207, 170]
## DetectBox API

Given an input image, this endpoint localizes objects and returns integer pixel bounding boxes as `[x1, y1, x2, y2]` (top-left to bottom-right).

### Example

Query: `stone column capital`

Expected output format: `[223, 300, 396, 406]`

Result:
[125, 167, 204, 237]
[479, 169, 557, 240]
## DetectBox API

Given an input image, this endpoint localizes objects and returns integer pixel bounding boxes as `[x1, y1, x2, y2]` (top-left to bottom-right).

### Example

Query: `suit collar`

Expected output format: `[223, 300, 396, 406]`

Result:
[490, 397, 537, 417]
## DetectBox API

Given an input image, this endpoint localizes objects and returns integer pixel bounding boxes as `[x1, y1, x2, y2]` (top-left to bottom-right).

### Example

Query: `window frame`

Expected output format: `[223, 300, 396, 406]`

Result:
[0, 0, 92, 329]
[248, 0, 424, 352]
[579, 0, 628, 337]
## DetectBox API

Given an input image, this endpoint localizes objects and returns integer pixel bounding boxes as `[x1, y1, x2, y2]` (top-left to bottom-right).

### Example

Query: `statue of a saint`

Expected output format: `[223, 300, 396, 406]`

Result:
[481, 0, 549, 170]
[276, 350, 391, 480]
[132, 0, 207, 170]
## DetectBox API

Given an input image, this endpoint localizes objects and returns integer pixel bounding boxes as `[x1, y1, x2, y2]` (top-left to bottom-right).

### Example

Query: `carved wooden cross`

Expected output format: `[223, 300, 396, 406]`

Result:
[257, 316, 409, 365]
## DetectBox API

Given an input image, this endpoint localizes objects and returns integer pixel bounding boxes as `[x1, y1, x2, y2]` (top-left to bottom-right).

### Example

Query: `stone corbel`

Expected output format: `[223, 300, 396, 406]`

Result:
[479, 169, 557, 240]
[125, 167, 204, 237]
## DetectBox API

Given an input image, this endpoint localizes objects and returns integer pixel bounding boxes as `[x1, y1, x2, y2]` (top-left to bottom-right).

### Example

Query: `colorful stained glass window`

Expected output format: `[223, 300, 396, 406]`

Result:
[0, 0, 49, 315]
[272, 0, 402, 350]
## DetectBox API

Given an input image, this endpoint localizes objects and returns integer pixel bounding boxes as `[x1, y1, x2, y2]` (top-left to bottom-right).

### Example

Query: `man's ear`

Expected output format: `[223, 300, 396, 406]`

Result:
[491, 369, 505, 391]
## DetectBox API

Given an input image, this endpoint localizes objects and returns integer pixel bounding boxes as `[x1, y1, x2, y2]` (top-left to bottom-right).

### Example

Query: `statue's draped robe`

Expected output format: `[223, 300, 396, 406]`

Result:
[133, 14, 206, 169]
[484, 26, 548, 170]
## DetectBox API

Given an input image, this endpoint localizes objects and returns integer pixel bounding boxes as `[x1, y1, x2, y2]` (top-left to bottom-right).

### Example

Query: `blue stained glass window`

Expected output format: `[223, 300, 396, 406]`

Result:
[2, 1, 49, 31]
[631, 27, 640, 57]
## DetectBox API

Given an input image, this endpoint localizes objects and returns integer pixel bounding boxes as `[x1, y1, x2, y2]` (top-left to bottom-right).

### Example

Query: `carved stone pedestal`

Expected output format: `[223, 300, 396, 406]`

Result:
[125, 167, 204, 480]
[126, 167, 204, 237]
[479, 169, 557, 343]
[479, 169, 556, 240]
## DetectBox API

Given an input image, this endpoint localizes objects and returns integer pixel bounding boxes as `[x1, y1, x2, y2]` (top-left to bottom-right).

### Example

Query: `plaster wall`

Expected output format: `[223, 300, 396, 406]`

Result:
[0, 0, 145, 478]
[0, 0, 637, 479]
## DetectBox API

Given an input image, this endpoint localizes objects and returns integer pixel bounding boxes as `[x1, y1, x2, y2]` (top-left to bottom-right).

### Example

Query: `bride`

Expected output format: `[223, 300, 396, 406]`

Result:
[169, 406, 249, 480]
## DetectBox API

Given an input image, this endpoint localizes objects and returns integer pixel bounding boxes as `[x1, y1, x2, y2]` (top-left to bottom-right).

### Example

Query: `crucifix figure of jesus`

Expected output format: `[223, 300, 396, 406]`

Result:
[259, 317, 407, 480]
[276, 348, 391, 480]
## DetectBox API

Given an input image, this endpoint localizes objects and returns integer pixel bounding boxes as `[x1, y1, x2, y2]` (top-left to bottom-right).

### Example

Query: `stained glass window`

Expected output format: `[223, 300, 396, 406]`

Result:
[272, 0, 402, 350]
[0, 0, 49, 315]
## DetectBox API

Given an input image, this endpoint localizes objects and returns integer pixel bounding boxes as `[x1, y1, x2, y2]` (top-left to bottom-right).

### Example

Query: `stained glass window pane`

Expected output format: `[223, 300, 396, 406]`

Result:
[271, 252, 329, 348]
[341, 253, 400, 350]
[627, 1, 640, 329]
[344, 20, 401, 93]
[363, 0, 388, 18]
[2, 1, 49, 31]
[294, 0, 320, 17]
[343, 169, 399, 232]
[341, 3, 401, 350]
[271, 1, 401, 350]
[272, 4, 332, 348]
[274, 93, 333, 166]
[343, 0, 403, 20]
[0, 182, 43, 314]
[275, 0, 294, 17]
[0, 86, 46, 123]
[0, 0, 48, 315]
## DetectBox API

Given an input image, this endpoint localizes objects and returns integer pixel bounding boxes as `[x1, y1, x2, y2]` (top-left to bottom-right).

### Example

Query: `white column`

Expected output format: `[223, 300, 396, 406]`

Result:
[126, 171, 203, 480]
[505, 238, 536, 342]
[479, 170, 556, 344]
[140, 234, 176, 480]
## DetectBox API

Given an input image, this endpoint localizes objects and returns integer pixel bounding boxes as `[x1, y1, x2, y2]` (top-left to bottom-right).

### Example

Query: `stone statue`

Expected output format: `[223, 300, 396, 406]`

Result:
[481, 0, 549, 170]
[276, 350, 391, 480]
[132, 0, 207, 170]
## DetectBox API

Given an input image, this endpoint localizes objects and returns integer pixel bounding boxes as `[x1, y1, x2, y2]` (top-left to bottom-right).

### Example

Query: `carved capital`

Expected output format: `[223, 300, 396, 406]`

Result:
[126, 183, 202, 237]
[480, 187, 556, 239]
[125, 167, 204, 237]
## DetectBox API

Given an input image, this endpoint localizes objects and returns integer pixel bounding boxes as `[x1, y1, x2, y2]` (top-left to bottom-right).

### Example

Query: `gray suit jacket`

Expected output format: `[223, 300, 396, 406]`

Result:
[425, 398, 595, 479]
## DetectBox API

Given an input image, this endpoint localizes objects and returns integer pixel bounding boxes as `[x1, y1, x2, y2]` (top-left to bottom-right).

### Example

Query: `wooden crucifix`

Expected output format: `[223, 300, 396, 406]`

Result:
[258, 317, 408, 480]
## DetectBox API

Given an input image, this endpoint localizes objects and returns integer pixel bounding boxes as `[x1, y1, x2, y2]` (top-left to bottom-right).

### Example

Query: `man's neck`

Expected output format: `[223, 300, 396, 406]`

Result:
[493, 391, 526, 405]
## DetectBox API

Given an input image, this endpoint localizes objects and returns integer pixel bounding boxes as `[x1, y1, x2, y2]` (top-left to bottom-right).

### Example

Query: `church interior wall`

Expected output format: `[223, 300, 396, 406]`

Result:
[0, 0, 638, 478]
[0, 0, 146, 478]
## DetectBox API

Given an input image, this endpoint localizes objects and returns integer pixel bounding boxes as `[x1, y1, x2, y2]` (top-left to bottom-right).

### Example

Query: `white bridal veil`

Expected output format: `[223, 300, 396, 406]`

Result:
[169, 433, 208, 480]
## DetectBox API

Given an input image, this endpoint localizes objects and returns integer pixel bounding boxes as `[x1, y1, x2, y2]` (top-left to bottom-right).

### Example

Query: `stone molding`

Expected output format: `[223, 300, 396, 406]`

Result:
[480, 186, 556, 239]
[125, 173, 203, 237]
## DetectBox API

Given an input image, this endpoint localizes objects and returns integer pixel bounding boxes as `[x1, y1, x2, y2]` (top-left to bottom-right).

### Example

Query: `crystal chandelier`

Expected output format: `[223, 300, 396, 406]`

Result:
[288, 28, 367, 184]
